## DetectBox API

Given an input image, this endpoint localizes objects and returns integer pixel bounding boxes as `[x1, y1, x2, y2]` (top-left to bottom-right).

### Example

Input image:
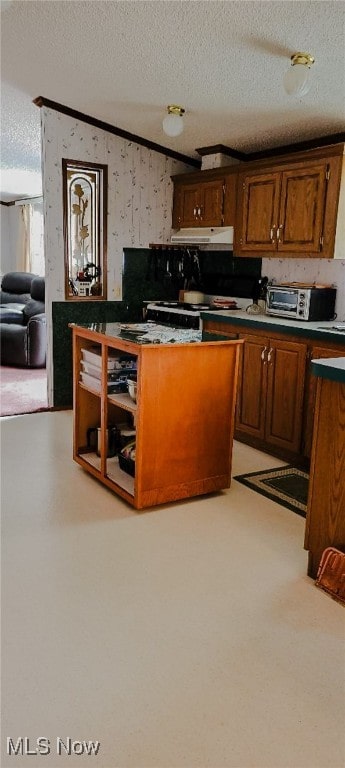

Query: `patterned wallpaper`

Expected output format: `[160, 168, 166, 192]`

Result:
[262, 258, 345, 322]
[40, 107, 193, 404]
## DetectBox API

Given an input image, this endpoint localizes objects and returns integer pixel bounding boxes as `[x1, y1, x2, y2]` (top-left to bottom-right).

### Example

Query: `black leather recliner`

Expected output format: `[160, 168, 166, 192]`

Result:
[0, 272, 46, 368]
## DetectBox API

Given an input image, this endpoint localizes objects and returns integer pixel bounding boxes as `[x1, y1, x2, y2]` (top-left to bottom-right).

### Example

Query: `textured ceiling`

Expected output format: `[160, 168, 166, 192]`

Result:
[1, 0, 345, 201]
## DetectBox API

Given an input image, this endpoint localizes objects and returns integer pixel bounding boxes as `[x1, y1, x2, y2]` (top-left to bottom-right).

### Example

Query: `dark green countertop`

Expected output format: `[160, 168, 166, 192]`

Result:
[70, 322, 205, 345]
[311, 357, 345, 383]
[200, 309, 345, 344]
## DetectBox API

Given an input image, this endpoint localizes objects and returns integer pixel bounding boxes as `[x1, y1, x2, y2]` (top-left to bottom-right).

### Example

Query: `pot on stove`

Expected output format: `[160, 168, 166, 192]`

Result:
[184, 291, 205, 304]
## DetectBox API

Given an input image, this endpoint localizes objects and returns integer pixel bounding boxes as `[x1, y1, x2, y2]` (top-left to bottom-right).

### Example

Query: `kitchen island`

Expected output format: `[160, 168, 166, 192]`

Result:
[70, 322, 243, 510]
[304, 357, 345, 578]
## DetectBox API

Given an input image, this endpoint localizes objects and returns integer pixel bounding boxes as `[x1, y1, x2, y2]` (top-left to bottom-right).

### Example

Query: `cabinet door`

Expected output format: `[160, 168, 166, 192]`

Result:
[172, 185, 183, 229]
[174, 179, 224, 227]
[199, 180, 224, 226]
[265, 339, 307, 453]
[179, 184, 200, 226]
[223, 172, 238, 226]
[236, 334, 269, 439]
[238, 171, 280, 252]
[303, 345, 345, 458]
[277, 164, 327, 253]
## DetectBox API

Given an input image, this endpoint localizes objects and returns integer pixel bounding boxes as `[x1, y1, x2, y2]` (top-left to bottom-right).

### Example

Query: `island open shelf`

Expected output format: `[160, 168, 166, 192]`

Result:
[70, 322, 243, 510]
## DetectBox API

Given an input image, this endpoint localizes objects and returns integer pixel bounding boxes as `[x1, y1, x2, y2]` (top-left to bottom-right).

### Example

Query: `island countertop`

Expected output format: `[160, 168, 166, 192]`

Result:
[69, 322, 204, 346]
[310, 356, 345, 383]
[200, 309, 345, 344]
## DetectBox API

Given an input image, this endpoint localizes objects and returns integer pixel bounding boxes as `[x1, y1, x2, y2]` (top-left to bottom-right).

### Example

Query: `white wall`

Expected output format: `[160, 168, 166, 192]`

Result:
[40, 107, 193, 404]
[262, 257, 345, 322]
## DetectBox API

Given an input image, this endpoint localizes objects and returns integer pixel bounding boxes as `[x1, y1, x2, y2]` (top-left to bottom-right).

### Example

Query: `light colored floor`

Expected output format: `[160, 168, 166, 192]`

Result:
[1, 411, 344, 768]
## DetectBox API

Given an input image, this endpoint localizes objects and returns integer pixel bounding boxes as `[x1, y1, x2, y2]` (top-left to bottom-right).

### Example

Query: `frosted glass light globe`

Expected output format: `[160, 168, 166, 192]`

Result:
[283, 52, 314, 97]
[162, 113, 184, 137]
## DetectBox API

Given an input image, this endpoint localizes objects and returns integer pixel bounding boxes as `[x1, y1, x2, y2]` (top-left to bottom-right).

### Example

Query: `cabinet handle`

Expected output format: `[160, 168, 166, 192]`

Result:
[277, 224, 283, 243]
[199, 207, 203, 219]
[261, 346, 267, 363]
[193, 207, 197, 217]
[267, 347, 274, 364]
[270, 225, 277, 242]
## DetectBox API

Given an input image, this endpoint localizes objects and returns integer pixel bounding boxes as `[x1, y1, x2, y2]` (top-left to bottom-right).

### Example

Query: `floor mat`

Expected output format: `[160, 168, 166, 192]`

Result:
[0, 365, 48, 416]
[234, 465, 309, 518]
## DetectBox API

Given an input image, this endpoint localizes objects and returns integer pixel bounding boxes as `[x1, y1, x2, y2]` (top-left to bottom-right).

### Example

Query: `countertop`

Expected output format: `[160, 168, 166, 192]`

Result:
[71, 322, 204, 345]
[310, 356, 345, 383]
[200, 309, 345, 344]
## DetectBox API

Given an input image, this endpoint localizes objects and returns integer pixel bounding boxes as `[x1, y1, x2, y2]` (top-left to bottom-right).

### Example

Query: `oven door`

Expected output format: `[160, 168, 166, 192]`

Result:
[266, 288, 299, 317]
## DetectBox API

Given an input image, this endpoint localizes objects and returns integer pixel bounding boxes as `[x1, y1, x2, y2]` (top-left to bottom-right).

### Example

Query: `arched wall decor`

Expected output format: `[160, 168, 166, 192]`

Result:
[62, 159, 108, 300]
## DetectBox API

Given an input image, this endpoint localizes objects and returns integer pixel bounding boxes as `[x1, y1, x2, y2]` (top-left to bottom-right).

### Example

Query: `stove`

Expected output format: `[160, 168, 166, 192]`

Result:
[145, 299, 251, 329]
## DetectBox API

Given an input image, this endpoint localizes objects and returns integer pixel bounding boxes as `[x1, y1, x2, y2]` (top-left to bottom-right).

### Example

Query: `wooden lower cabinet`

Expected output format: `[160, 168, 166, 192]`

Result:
[202, 318, 344, 462]
[71, 324, 242, 510]
[236, 334, 307, 455]
[236, 334, 268, 440]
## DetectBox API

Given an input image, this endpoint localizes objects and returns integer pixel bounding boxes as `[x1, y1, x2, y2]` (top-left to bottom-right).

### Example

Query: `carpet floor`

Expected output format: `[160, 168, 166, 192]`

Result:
[0, 365, 48, 416]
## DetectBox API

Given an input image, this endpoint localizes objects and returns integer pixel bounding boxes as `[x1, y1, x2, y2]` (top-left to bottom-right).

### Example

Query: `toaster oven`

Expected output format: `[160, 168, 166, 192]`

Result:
[266, 285, 336, 321]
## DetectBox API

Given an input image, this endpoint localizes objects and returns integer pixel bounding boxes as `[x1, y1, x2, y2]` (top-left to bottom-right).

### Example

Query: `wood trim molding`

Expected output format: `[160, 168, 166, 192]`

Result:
[33, 96, 201, 169]
[197, 134, 345, 163]
[247, 133, 345, 160]
[195, 144, 247, 161]
[1, 200, 15, 206]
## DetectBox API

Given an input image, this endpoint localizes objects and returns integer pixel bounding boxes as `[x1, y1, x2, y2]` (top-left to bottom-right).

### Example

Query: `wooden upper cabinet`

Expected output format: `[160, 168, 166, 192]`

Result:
[172, 178, 224, 228]
[172, 146, 342, 257]
[234, 149, 343, 258]
[201, 180, 224, 226]
[179, 184, 200, 227]
[223, 172, 238, 226]
[278, 165, 327, 252]
[238, 171, 281, 252]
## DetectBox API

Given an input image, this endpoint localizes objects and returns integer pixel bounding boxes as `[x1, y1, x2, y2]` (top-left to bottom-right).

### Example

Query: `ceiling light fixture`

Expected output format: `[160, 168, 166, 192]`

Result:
[283, 52, 315, 97]
[162, 105, 185, 137]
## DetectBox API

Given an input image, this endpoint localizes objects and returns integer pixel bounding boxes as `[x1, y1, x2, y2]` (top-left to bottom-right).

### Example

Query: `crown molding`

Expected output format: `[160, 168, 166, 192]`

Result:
[33, 97, 201, 169]
[196, 134, 345, 163]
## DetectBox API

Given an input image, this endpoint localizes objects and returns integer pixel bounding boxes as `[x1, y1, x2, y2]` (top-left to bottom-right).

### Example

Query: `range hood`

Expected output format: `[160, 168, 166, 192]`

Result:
[171, 226, 233, 245]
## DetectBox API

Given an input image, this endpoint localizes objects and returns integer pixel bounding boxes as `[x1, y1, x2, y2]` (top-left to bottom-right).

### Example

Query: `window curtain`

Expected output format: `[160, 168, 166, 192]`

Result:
[29, 202, 44, 275]
[17, 202, 44, 275]
[17, 204, 31, 272]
